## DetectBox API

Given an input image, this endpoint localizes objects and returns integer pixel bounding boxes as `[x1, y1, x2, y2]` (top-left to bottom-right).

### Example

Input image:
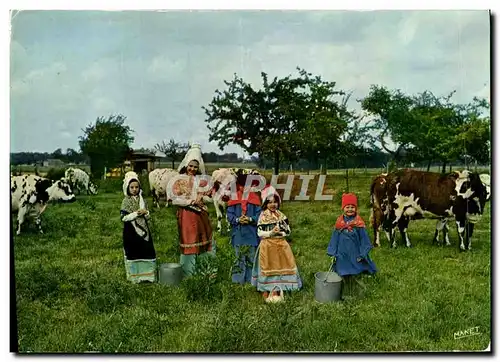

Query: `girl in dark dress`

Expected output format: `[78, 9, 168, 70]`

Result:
[121, 175, 157, 283]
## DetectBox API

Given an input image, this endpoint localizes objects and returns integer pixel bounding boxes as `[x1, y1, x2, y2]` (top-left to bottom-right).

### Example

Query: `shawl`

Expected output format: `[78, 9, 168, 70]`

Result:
[334, 214, 366, 232]
[259, 209, 287, 226]
[227, 187, 261, 214]
[121, 195, 150, 241]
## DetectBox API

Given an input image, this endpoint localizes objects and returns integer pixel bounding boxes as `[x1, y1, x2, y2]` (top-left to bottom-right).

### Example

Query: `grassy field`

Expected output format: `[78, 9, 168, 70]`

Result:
[12, 172, 491, 352]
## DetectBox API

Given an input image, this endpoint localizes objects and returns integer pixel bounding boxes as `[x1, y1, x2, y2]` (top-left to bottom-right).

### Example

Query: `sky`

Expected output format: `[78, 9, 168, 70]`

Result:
[9, 9, 490, 157]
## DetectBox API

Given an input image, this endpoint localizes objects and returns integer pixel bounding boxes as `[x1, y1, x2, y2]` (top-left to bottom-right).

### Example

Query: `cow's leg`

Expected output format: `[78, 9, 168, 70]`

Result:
[371, 207, 383, 247]
[374, 225, 381, 247]
[465, 222, 475, 250]
[443, 221, 451, 246]
[384, 230, 391, 244]
[16, 208, 27, 235]
[433, 219, 446, 245]
[224, 203, 231, 234]
[456, 219, 467, 251]
[214, 199, 223, 233]
[35, 214, 43, 234]
[389, 226, 397, 248]
[398, 217, 411, 248]
[152, 190, 160, 208]
[385, 209, 397, 248]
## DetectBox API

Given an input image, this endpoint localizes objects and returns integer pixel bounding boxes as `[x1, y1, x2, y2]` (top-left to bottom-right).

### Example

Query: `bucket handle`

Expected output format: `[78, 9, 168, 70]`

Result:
[323, 258, 336, 283]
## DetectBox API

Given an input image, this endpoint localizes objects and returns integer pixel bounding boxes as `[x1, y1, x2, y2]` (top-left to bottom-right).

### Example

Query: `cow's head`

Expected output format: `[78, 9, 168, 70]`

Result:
[217, 181, 234, 202]
[456, 172, 489, 223]
[479, 173, 490, 201]
[34, 179, 52, 203]
[211, 169, 236, 202]
[89, 181, 98, 195]
[46, 179, 77, 203]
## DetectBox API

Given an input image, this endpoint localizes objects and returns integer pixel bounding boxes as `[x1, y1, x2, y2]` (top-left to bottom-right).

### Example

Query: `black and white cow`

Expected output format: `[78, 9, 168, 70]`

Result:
[11, 174, 76, 235]
[64, 167, 98, 195]
[370, 169, 490, 251]
[209, 168, 262, 233]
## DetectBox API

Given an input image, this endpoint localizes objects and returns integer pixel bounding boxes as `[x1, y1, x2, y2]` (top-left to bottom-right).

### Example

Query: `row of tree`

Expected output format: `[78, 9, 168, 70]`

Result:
[203, 67, 490, 174]
[153, 139, 245, 168]
[10, 149, 88, 166]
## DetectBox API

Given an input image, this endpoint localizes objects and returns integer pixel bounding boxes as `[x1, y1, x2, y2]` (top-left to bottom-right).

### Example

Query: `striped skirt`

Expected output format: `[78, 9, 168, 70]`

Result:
[124, 253, 157, 283]
[251, 237, 302, 292]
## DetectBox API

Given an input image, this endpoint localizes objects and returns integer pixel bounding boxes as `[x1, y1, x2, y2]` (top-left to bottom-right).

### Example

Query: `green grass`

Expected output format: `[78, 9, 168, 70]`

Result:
[13, 172, 491, 352]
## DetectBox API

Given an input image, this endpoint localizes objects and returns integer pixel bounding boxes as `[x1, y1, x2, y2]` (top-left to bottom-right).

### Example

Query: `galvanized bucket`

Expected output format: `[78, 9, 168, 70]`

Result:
[158, 263, 184, 286]
[314, 259, 343, 303]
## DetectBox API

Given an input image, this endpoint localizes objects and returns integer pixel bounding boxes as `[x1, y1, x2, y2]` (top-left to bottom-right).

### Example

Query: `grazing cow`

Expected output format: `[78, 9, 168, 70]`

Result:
[148, 168, 179, 208]
[210, 168, 262, 233]
[11, 174, 76, 235]
[370, 169, 489, 251]
[64, 167, 98, 195]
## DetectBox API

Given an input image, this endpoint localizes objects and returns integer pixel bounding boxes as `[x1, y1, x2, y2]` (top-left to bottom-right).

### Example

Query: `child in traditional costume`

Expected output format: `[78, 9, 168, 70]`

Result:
[171, 143, 216, 277]
[327, 193, 377, 281]
[121, 175, 157, 283]
[252, 186, 302, 303]
[226, 174, 262, 284]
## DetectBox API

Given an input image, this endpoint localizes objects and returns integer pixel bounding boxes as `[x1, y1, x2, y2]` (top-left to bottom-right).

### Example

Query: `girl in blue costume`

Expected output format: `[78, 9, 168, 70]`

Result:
[327, 193, 377, 281]
[226, 174, 262, 284]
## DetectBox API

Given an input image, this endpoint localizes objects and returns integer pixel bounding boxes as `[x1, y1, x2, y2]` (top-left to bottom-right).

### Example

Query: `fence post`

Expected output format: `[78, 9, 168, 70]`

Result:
[345, 168, 349, 192]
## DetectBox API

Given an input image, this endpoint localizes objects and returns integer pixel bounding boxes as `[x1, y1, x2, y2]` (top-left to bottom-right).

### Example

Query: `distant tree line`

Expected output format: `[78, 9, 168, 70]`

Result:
[10, 148, 88, 166]
[10, 148, 245, 167]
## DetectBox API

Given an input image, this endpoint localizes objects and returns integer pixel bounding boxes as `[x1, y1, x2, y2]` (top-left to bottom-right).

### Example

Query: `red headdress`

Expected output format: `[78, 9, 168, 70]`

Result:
[335, 193, 365, 231]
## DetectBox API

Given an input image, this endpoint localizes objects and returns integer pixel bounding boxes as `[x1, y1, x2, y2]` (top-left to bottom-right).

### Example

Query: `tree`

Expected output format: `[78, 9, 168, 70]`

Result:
[362, 86, 491, 173]
[51, 148, 64, 160]
[154, 139, 189, 169]
[407, 90, 461, 172]
[203, 68, 314, 175]
[452, 97, 491, 166]
[79, 114, 134, 179]
[293, 73, 356, 174]
[360, 85, 417, 167]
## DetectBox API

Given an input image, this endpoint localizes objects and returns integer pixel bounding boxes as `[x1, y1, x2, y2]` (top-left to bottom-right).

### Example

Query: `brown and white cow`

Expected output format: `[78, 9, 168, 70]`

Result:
[370, 169, 489, 251]
[210, 168, 262, 233]
[148, 168, 179, 208]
